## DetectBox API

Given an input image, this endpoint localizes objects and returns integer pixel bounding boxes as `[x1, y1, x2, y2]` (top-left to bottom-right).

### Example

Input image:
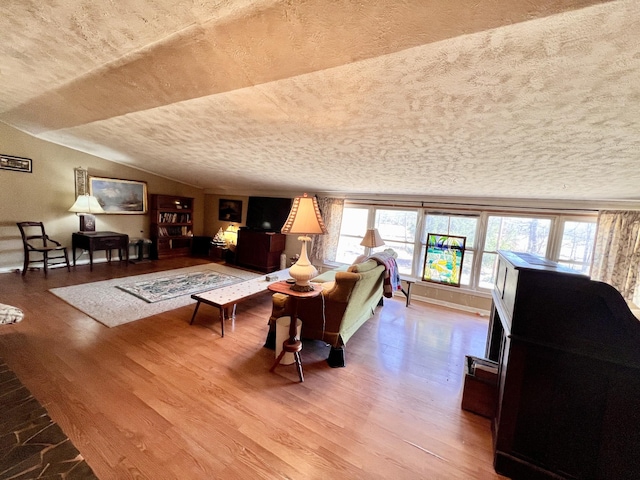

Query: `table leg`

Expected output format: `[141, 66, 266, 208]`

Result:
[219, 308, 226, 337]
[401, 280, 414, 307]
[189, 301, 201, 325]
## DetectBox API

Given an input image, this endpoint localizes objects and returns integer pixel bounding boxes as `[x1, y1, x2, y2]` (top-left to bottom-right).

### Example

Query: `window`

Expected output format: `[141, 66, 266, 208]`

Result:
[374, 209, 417, 275]
[422, 213, 478, 286]
[479, 216, 551, 289]
[556, 219, 596, 275]
[335, 207, 368, 264]
[334, 202, 597, 295]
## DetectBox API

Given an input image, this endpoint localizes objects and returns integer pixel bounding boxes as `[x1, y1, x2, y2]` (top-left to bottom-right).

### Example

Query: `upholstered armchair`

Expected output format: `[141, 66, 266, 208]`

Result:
[268, 259, 386, 367]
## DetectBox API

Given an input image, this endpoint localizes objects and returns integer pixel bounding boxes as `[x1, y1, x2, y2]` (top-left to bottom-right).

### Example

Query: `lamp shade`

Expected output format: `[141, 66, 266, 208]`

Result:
[360, 228, 385, 248]
[69, 195, 105, 214]
[281, 194, 327, 235]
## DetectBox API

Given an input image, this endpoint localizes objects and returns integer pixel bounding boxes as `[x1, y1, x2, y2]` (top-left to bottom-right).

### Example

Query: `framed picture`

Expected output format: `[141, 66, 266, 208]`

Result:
[422, 233, 466, 287]
[74, 167, 88, 196]
[218, 199, 242, 222]
[0, 154, 32, 173]
[89, 176, 148, 214]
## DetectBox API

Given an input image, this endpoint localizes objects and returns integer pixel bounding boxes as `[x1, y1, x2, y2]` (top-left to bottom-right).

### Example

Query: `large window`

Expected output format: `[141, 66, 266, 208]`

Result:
[333, 202, 597, 294]
[556, 219, 596, 275]
[422, 213, 479, 286]
[374, 209, 417, 275]
[335, 207, 368, 264]
[479, 216, 551, 289]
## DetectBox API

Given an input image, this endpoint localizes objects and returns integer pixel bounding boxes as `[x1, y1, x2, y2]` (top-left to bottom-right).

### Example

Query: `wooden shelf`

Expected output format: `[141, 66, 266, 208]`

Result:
[150, 194, 194, 259]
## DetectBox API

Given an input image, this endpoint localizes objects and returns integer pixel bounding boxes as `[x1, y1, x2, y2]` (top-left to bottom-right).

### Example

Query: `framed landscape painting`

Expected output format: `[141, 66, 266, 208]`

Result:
[422, 233, 466, 287]
[89, 176, 148, 214]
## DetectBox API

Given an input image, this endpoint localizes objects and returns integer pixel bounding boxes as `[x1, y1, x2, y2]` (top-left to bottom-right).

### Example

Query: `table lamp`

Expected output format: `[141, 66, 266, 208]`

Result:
[281, 194, 327, 291]
[69, 194, 105, 232]
[224, 224, 238, 246]
[360, 228, 385, 249]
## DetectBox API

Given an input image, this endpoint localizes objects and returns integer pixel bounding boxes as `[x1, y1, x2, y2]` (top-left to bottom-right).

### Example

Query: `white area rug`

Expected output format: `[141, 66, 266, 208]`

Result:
[50, 264, 260, 327]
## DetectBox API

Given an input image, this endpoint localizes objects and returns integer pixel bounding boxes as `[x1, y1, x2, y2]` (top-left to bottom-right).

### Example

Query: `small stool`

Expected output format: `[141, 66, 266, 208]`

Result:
[270, 338, 304, 382]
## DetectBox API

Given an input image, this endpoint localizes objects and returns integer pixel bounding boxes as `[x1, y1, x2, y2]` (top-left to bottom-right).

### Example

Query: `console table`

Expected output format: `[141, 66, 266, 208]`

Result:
[72, 231, 129, 271]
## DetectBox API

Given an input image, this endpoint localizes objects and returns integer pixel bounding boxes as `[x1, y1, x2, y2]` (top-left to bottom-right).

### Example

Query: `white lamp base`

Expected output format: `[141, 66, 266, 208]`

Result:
[288, 236, 318, 291]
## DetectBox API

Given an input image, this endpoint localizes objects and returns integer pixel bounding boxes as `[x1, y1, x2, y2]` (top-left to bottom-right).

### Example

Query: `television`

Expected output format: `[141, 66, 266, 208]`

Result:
[244, 196, 292, 232]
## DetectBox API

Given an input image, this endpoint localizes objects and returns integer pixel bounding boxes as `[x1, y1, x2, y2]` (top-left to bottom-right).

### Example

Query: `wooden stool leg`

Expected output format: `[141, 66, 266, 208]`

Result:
[270, 350, 287, 372]
[294, 352, 304, 382]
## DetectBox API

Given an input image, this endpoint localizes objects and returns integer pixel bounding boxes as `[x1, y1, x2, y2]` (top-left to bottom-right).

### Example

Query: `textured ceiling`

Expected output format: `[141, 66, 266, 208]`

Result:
[1, 0, 639, 203]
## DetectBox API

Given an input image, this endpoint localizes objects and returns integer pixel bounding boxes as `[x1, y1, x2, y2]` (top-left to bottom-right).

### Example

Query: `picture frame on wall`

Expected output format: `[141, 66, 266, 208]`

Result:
[89, 176, 148, 214]
[0, 154, 32, 173]
[74, 167, 88, 196]
[422, 233, 466, 287]
[219, 199, 242, 222]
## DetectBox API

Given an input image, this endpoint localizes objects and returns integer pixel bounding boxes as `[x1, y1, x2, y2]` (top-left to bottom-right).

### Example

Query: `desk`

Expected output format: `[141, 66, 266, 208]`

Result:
[72, 232, 129, 271]
[268, 281, 323, 382]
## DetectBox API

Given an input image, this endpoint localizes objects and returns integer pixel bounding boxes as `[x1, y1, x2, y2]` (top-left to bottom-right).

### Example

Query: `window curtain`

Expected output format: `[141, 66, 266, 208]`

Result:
[591, 210, 640, 305]
[310, 197, 344, 263]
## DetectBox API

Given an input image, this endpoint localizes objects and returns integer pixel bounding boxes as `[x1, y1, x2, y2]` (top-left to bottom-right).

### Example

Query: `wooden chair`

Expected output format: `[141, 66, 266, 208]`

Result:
[16, 222, 71, 276]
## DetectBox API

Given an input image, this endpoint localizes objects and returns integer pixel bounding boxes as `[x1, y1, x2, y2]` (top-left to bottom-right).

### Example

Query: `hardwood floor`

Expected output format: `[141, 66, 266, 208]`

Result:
[0, 258, 505, 479]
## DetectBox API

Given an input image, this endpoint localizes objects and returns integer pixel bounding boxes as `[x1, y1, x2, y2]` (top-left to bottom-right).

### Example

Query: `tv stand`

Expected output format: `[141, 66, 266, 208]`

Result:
[236, 229, 285, 273]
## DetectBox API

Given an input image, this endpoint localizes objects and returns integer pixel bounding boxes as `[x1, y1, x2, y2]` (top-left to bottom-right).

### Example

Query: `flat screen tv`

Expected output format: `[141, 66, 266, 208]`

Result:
[245, 196, 292, 232]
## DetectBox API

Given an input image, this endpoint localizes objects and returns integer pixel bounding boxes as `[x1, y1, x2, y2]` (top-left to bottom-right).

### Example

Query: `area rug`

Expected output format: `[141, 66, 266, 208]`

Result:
[49, 264, 259, 328]
[117, 270, 242, 303]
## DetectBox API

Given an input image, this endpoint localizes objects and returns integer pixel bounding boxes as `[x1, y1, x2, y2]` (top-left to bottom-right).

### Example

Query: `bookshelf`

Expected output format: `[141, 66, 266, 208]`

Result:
[150, 194, 194, 259]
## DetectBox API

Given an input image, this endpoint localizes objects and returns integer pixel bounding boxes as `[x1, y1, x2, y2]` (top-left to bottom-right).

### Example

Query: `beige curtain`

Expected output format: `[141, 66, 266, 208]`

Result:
[310, 197, 344, 263]
[591, 210, 640, 305]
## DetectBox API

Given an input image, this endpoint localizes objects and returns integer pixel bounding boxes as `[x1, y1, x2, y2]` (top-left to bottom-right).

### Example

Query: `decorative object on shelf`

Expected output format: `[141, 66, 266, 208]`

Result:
[281, 193, 327, 292]
[74, 167, 88, 196]
[360, 228, 385, 249]
[219, 199, 242, 222]
[69, 194, 105, 232]
[89, 176, 148, 214]
[212, 228, 226, 247]
[0, 153, 32, 173]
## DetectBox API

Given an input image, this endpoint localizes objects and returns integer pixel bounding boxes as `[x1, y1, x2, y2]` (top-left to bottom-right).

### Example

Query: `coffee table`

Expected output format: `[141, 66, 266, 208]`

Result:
[190, 269, 289, 336]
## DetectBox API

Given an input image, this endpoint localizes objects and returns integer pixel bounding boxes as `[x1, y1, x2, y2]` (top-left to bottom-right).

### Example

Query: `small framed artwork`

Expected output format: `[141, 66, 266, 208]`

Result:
[219, 199, 242, 222]
[422, 233, 466, 287]
[89, 176, 148, 214]
[0, 154, 32, 173]
[74, 167, 88, 196]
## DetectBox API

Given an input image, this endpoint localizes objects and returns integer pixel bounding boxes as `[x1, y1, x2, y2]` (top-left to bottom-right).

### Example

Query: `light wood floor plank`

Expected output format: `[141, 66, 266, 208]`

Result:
[0, 258, 505, 479]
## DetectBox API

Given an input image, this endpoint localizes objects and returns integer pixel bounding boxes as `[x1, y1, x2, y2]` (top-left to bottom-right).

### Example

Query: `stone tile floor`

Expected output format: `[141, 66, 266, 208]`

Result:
[0, 360, 98, 479]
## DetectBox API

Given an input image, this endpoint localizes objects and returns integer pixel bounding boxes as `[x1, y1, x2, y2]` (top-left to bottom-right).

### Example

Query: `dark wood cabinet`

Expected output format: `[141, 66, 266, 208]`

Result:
[486, 251, 640, 479]
[235, 229, 285, 273]
[150, 194, 194, 259]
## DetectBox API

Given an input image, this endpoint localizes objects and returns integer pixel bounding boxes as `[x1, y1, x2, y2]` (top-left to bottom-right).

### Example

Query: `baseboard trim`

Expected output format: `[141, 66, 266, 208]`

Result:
[393, 291, 490, 317]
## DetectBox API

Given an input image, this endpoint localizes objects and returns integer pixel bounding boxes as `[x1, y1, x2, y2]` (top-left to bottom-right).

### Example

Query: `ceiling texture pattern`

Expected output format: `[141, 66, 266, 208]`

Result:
[1, 0, 639, 203]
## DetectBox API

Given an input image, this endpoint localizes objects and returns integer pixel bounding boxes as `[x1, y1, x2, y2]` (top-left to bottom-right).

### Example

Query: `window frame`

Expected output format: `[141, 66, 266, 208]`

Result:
[332, 201, 597, 294]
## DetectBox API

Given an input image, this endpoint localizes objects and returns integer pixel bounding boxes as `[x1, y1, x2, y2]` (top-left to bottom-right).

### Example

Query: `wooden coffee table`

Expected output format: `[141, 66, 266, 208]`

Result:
[190, 269, 289, 336]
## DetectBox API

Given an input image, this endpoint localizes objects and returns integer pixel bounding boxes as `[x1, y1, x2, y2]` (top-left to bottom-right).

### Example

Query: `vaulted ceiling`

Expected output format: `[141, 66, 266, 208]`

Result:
[1, 0, 639, 202]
